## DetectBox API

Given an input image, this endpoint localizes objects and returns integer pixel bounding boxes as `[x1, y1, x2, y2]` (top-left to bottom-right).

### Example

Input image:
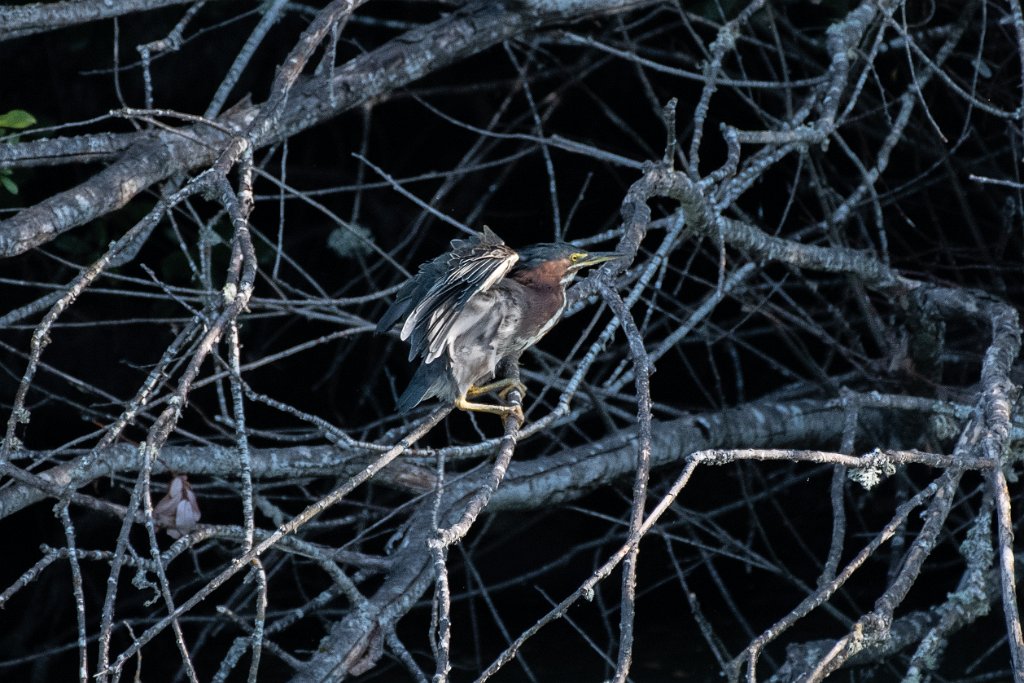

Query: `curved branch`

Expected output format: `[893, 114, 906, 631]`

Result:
[0, 0, 650, 259]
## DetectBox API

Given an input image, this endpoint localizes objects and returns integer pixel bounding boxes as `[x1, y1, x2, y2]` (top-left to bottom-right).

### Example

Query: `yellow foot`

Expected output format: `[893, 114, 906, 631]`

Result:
[466, 378, 528, 401]
[497, 381, 528, 403]
[454, 396, 525, 427]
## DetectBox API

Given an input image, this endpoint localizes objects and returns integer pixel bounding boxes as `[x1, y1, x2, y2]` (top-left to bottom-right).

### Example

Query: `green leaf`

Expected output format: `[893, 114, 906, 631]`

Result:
[1, 174, 18, 195]
[0, 109, 37, 130]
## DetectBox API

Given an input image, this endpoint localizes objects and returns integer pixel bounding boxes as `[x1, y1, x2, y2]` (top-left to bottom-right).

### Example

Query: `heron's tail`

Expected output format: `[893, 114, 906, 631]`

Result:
[396, 360, 450, 413]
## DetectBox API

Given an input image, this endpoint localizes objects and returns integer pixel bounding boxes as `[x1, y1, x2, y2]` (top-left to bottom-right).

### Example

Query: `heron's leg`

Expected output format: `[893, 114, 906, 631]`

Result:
[454, 396, 524, 426]
[466, 378, 528, 401]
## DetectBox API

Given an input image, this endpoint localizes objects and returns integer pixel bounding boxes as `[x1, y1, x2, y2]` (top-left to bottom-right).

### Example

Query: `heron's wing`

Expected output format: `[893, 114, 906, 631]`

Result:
[400, 227, 518, 364]
[375, 255, 444, 334]
[376, 229, 494, 335]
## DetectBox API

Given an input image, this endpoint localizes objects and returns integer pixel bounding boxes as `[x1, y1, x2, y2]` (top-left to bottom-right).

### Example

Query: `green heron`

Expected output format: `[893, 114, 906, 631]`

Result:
[377, 227, 619, 424]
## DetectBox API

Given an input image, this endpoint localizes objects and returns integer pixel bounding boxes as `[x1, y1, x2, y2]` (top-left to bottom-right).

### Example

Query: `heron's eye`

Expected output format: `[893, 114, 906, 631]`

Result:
[570, 252, 586, 263]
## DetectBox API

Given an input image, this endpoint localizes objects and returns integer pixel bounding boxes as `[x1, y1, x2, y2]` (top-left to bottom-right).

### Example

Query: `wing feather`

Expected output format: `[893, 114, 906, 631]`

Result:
[392, 228, 518, 364]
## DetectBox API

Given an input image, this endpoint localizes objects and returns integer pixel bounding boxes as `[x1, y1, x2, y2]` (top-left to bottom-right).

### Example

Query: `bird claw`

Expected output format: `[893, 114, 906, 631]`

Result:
[467, 378, 528, 401]
[507, 404, 525, 428]
[497, 380, 528, 403]
[454, 396, 525, 427]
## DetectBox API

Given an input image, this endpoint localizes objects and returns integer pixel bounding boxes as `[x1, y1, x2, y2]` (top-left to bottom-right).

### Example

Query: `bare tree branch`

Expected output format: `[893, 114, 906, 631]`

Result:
[1, 0, 1021, 680]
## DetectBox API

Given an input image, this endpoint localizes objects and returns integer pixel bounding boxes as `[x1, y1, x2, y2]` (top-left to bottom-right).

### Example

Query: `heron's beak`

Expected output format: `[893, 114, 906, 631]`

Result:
[569, 252, 621, 272]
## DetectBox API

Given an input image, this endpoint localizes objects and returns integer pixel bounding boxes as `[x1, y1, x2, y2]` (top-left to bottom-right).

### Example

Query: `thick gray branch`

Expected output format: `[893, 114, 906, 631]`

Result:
[0, 0, 219, 42]
[0, 0, 649, 258]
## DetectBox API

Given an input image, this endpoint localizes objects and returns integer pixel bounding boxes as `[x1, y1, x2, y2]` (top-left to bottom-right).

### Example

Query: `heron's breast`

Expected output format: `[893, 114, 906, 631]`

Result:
[513, 283, 566, 350]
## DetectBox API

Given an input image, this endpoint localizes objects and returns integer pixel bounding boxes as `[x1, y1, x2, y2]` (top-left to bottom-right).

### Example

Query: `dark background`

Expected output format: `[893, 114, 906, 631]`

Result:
[0, 1, 1021, 680]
